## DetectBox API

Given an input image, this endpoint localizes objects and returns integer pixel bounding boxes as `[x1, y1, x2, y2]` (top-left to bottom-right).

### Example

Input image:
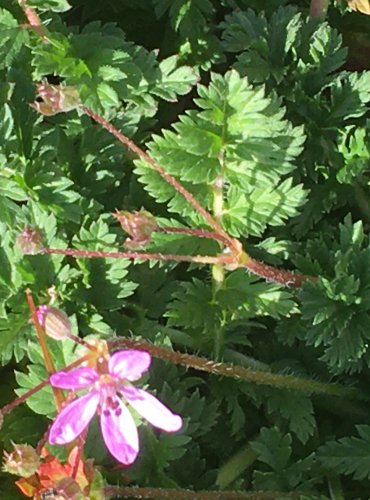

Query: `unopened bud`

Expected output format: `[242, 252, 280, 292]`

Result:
[30, 83, 80, 116]
[113, 210, 158, 248]
[36, 306, 71, 340]
[3, 443, 40, 477]
[16, 226, 43, 255]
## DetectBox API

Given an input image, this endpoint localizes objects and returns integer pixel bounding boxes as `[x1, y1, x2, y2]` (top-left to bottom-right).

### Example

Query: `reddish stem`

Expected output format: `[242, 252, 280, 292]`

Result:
[67, 332, 98, 351]
[242, 258, 316, 288]
[18, 0, 48, 40]
[81, 106, 238, 251]
[0, 354, 90, 417]
[26, 290, 65, 410]
[158, 226, 231, 246]
[71, 428, 87, 479]
[0, 379, 50, 417]
[42, 247, 230, 266]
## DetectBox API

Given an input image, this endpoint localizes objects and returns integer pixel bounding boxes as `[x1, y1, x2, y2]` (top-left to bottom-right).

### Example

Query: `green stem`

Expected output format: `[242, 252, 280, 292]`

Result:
[327, 476, 345, 500]
[217, 444, 257, 490]
[108, 338, 361, 399]
[212, 149, 227, 358]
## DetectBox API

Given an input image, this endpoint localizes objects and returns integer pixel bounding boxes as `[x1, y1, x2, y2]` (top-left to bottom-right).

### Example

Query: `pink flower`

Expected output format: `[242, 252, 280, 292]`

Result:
[48, 350, 182, 464]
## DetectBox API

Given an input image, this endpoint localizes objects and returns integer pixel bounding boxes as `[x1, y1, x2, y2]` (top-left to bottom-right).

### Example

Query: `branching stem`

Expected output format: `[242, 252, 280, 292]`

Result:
[81, 106, 238, 252]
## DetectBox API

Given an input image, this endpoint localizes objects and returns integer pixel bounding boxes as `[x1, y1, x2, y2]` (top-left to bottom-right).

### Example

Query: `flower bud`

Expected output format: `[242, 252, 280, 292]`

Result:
[3, 443, 40, 477]
[113, 210, 158, 248]
[30, 83, 80, 116]
[16, 226, 43, 255]
[36, 306, 72, 341]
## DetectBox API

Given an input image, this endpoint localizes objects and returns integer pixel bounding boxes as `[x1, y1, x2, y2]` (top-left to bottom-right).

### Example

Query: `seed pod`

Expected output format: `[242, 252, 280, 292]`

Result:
[3, 443, 40, 477]
[16, 226, 43, 255]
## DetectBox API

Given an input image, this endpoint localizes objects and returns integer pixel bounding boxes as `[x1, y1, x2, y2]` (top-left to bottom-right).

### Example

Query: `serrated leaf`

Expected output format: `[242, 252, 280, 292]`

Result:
[0, 9, 29, 70]
[319, 425, 370, 480]
[152, 56, 199, 102]
[327, 72, 370, 123]
[27, 0, 71, 12]
[251, 427, 292, 471]
[266, 390, 316, 444]
[135, 70, 305, 235]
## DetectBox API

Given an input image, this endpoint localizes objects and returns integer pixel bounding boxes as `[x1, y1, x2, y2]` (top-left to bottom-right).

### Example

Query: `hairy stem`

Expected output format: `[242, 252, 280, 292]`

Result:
[158, 226, 231, 246]
[81, 106, 237, 251]
[108, 338, 360, 398]
[42, 247, 231, 266]
[42, 246, 315, 288]
[104, 486, 302, 499]
[18, 0, 48, 40]
[242, 255, 317, 288]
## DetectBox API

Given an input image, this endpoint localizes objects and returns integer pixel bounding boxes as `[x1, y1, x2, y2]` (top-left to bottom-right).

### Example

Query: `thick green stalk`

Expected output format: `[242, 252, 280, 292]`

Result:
[108, 338, 361, 399]
[212, 149, 227, 358]
[217, 444, 257, 489]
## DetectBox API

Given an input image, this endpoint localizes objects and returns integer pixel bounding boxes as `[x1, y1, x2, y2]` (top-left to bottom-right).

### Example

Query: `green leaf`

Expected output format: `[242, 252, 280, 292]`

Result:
[152, 56, 199, 102]
[336, 125, 370, 184]
[72, 219, 137, 310]
[153, 0, 214, 38]
[135, 70, 306, 236]
[251, 427, 292, 471]
[27, 0, 71, 12]
[266, 390, 316, 444]
[0, 9, 29, 70]
[319, 425, 370, 480]
[327, 72, 370, 123]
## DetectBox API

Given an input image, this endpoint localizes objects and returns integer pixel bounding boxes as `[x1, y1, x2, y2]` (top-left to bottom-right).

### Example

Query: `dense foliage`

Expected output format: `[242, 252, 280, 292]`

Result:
[1, 0, 370, 498]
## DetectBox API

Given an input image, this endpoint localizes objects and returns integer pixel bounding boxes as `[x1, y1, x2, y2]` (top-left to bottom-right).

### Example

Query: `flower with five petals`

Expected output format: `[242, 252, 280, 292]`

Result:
[48, 350, 182, 464]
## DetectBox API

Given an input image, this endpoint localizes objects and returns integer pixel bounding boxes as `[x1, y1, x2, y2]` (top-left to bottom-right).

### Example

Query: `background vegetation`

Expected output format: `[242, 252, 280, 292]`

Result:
[1, 0, 370, 498]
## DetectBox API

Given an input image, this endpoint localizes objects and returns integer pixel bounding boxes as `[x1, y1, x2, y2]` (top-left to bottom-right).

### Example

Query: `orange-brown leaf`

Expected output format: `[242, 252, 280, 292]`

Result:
[348, 0, 370, 14]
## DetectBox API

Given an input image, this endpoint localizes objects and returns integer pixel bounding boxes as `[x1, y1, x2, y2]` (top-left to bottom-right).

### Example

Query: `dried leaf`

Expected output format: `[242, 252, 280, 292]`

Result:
[348, 0, 370, 14]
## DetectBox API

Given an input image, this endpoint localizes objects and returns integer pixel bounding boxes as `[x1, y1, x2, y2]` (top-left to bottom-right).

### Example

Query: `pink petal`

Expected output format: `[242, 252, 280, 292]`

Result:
[100, 397, 139, 464]
[50, 367, 99, 389]
[109, 350, 151, 381]
[49, 391, 100, 445]
[121, 386, 182, 432]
